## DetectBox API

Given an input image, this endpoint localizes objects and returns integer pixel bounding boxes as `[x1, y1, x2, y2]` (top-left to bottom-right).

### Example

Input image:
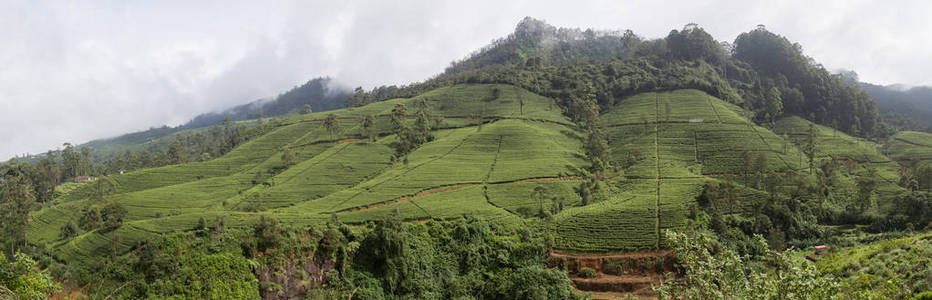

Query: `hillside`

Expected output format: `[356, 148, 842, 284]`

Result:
[29, 84, 585, 262]
[861, 82, 932, 132]
[30, 86, 914, 265]
[6, 18, 932, 300]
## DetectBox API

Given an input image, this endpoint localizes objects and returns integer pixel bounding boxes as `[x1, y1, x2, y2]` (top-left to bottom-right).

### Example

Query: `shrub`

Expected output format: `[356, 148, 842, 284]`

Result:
[578, 268, 597, 278]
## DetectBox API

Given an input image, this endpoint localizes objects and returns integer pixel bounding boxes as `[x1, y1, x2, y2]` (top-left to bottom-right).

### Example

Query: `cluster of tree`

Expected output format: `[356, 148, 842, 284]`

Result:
[100, 117, 263, 174]
[183, 77, 348, 129]
[899, 164, 932, 192]
[570, 84, 611, 206]
[51, 214, 578, 300]
[0, 163, 39, 256]
[732, 27, 881, 134]
[346, 85, 414, 107]
[387, 100, 434, 163]
[348, 19, 887, 140]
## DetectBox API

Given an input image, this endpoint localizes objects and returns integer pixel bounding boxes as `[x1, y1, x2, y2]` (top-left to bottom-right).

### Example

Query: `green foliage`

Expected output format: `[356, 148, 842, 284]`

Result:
[351, 217, 576, 299]
[0, 252, 59, 299]
[654, 229, 840, 299]
[0, 163, 37, 255]
[578, 267, 597, 278]
[817, 233, 932, 298]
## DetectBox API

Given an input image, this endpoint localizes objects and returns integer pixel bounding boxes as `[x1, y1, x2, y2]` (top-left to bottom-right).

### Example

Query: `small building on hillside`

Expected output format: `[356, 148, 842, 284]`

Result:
[74, 175, 95, 183]
[814, 245, 827, 255]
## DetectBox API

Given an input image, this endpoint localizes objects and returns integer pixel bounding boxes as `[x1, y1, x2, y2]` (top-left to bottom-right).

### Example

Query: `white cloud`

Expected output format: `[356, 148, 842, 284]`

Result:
[2, 0, 931, 159]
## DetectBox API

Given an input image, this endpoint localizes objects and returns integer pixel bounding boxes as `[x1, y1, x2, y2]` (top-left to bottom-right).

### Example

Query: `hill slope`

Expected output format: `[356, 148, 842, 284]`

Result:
[30, 86, 916, 263]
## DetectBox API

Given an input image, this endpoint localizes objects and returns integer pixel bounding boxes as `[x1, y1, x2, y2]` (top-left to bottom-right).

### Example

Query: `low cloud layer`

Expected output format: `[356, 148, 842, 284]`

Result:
[2, 0, 930, 159]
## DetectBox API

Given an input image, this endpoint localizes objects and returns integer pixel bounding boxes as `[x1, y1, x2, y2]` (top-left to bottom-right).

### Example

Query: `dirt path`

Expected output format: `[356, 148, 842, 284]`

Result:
[346, 184, 477, 212]
[513, 176, 583, 183]
[337, 175, 584, 214]
[550, 249, 671, 260]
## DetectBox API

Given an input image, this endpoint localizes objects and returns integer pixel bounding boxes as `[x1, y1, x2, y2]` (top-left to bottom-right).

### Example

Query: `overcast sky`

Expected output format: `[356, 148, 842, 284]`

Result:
[2, 0, 930, 160]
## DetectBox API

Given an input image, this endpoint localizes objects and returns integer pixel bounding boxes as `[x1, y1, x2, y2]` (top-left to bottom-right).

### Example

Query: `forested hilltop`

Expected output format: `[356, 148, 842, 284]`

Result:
[2, 18, 932, 299]
[860, 81, 932, 132]
[353, 18, 885, 139]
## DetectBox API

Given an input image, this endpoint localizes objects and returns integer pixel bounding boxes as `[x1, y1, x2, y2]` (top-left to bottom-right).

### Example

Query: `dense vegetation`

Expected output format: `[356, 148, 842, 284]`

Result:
[47, 216, 576, 299]
[2, 18, 932, 299]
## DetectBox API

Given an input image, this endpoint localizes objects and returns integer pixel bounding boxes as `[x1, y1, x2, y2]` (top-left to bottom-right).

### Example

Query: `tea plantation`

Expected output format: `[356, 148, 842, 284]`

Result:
[27, 85, 916, 263]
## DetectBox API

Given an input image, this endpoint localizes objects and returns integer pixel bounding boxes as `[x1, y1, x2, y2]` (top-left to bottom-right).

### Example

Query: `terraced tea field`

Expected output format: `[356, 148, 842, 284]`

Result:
[886, 130, 932, 167]
[28, 84, 593, 263]
[29, 85, 916, 264]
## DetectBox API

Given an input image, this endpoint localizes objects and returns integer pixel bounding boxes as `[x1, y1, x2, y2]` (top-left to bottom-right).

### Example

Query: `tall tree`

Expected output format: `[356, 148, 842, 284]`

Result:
[532, 185, 548, 216]
[32, 151, 60, 203]
[323, 113, 340, 140]
[281, 147, 295, 167]
[168, 140, 186, 164]
[856, 171, 878, 212]
[302, 104, 313, 115]
[61, 143, 79, 179]
[804, 123, 817, 174]
[79, 146, 92, 176]
[390, 104, 407, 132]
[361, 114, 376, 141]
[0, 163, 37, 256]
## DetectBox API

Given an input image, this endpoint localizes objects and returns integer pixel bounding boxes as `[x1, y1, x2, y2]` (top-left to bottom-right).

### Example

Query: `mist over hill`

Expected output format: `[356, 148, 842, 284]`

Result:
[860, 81, 932, 132]
[181, 77, 349, 129]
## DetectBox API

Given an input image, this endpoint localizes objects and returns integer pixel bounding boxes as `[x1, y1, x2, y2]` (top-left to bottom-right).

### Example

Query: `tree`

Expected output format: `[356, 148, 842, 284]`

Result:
[762, 86, 783, 123]
[281, 147, 295, 167]
[412, 100, 433, 144]
[100, 202, 127, 232]
[302, 104, 313, 114]
[804, 123, 816, 174]
[59, 221, 77, 240]
[61, 142, 79, 179]
[0, 252, 60, 299]
[576, 180, 593, 206]
[654, 230, 840, 299]
[741, 150, 753, 185]
[754, 152, 768, 188]
[32, 151, 60, 203]
[78, 206, 102, 231]
[323, 113, 340, 140]
[168, 140, 186, 164]
[0, 164, 36, 255]
[531, 186, 548, 217]
[96, 175, 118, 201]
[516, 86, 525, 114]
[80, 146, 92, 176]
[856, 170, 878, 212]
[253, 215, 281, 253]
[916, 165, 932, 192]
[390, 104, 407, 131]
[361, 114, 376, 141]
[348, 86, 366, 107]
